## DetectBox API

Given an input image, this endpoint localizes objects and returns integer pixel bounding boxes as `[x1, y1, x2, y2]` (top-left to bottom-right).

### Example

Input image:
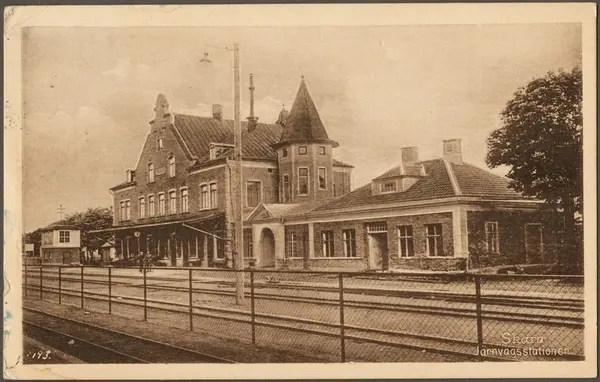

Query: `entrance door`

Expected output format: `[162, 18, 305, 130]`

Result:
[367, 233, 387, 270]
[62, 251, 70, 264]
[525, 223, 543, 263]
[261, 229, 275, 267]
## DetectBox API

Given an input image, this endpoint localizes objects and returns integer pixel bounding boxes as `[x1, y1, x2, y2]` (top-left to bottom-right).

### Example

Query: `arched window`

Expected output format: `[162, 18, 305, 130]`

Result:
[168, 156, 176, 177]
[148, 163, 155, 183]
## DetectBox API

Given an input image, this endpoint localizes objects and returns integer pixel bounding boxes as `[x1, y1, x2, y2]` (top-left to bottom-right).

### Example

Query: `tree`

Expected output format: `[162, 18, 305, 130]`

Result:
[486, 67, 582, 273]
[61, 207, 114, 252]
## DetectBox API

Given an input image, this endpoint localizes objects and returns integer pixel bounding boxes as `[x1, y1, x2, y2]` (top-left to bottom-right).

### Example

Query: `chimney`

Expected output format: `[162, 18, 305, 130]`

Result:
[443, 139, 463, 165]
[212, 104, 223, 121]
[247, 73, 259, 132]
[401, 146, 419, 166]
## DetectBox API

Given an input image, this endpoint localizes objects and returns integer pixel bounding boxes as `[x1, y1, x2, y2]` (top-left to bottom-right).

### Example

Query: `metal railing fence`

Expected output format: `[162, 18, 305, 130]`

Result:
[22, 263, 584, 363]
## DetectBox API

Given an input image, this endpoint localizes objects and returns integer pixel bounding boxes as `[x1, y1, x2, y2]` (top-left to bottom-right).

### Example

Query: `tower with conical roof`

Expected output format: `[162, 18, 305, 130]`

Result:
[273, 77, 339, 203]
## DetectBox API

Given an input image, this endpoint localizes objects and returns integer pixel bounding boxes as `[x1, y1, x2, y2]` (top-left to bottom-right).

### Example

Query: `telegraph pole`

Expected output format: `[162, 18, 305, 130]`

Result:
[233, 43, 245, 304]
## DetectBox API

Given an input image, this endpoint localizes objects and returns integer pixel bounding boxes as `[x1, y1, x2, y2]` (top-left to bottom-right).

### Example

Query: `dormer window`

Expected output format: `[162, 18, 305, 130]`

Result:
[380, 181, 397, 193]
[209, 143, 234, 160]
[298, 146, 307, 155]
[168, 156, 176, 177]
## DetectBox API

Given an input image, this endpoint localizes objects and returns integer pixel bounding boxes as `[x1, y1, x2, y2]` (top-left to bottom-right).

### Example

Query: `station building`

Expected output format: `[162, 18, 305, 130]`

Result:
[95, 76, 561, 271]
[40, 222, 81, 264]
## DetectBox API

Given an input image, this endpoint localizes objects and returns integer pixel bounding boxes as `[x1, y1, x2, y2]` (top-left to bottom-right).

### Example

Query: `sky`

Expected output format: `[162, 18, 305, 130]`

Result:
[22, 24, 582, 232]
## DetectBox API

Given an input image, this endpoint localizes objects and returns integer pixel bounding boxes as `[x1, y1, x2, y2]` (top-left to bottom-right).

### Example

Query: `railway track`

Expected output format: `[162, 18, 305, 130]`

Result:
[23, 271, 584, 327]
[23, 285, 585, 362]
[23, 307, 235, 364]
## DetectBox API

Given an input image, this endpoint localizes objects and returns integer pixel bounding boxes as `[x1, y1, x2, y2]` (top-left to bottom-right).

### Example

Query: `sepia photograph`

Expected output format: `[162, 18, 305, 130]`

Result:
[3, 3, 597, 380]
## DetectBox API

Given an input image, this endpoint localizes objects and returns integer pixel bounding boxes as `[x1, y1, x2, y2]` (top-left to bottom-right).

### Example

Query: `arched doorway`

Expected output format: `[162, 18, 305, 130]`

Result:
[260, 228, 276, 267]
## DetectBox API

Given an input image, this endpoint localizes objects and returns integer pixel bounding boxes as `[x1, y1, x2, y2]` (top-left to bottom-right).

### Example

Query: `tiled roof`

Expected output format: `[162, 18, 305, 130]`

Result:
[312, 159, 525, 212]
[333, 159, 354, 168]
[451, 162, 523, 199]
[276, 79, 338, 147]
[372, 163, 424, 180]
[174, 114, 283, 161]
[43, 221, 78, 231]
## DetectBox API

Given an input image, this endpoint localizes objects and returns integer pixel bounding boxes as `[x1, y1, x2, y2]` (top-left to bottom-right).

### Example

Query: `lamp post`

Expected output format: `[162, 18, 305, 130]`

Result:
[201, 44, 245, 304]
[232, 43, 245, 305]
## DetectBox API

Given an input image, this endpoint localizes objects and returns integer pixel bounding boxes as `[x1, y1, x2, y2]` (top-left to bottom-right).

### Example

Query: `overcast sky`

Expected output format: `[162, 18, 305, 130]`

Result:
[22, 24, 582, 232]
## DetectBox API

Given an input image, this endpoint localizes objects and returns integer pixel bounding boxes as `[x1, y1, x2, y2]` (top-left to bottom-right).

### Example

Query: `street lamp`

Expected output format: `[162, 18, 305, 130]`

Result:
[200, 43, 245, 305]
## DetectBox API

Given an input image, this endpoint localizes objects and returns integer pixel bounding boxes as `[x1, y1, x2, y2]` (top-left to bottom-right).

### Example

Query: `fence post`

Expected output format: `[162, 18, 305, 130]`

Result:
[474, 274, 484, 360]
[80, 266, 84, 309]
[188, 269, 193, 331]
[250, 271, 256, 344]
[58, 266, 62, 305]
[108, 267, 112, 315]
[143, 267, 147, 321]
[339, 273, 346, 363]
[24, 261, 28, 298]
[39, 267, 43, 300]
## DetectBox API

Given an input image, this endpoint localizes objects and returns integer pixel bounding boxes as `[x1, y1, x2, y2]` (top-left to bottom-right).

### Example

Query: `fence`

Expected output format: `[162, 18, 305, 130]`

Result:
[22, 264, 584, 363]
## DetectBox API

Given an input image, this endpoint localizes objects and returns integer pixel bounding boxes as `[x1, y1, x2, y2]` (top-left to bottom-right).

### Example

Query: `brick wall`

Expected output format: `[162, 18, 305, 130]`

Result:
[313, 221, 365, 260]
[284, 224, 309, 259]
[386, 212, 454, 269]
[467, 209, 559, 266]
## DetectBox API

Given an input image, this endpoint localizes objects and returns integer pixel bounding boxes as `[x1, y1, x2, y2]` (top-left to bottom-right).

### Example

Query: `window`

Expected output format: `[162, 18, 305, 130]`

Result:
[298, 168, 309, 195]
[244, 230, 253, 258]
[139, 197, 146, 219]
[318, 146, 326, 155]
[398, 225, 414, 257]
[200, 184, 209, 209]
[342, 229, 356, 257]
[485, 221, 499, 253]
[158, 193, 165, 215]
[125, 200, 130, 220]
[283, 175, 290, 202]
[120, 200, 131, 221]
[246, 181, 261, 208]
[318, 167, 327, 190]
[210, 182, 218, 208]
[168, 190, 177, 214]
[282, 148, 288, 158]
[168, 156, 176, 177]
[59, 231, 70, 243]
[322, 230, 334, 257]
[298, 146, 307, 155]
[148, 195, 155, 217]
[157, 138, 163, 150]
[425, 224, 444, 256]
[367, 222, 387, 233]
[286, 233, 301, 258]
[380, 181, 397, 193]
[120, 201, 125, 221]
[181, 188, 189, 213]
[148, 163, 155, 183]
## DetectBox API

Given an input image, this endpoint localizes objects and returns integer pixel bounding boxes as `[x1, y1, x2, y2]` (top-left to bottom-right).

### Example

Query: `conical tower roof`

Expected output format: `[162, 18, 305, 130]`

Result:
[273, 77, 338, 148]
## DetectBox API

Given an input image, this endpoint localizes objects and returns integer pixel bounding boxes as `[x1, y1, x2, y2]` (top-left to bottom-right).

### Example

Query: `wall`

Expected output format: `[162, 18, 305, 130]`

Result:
[41, 247, 80, 264]
[277, 143, 334, 203]
[467, 209, 559, 266]
[41, 229, 81, 248]
[333, 168, 352, 197]
[284, 224, 309, 259]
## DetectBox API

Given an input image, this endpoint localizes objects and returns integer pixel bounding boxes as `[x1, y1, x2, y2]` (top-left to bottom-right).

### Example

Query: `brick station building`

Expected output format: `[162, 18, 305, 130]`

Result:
[93, 77, 353, 267]
[248, 139, 563, 271]
[96, 76, 561, 271]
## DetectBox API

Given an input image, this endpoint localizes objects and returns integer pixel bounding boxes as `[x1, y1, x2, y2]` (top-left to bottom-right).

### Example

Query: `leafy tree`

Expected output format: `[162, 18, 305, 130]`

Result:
[61, 207, 114, 251]
[486, 67, 582, 273]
